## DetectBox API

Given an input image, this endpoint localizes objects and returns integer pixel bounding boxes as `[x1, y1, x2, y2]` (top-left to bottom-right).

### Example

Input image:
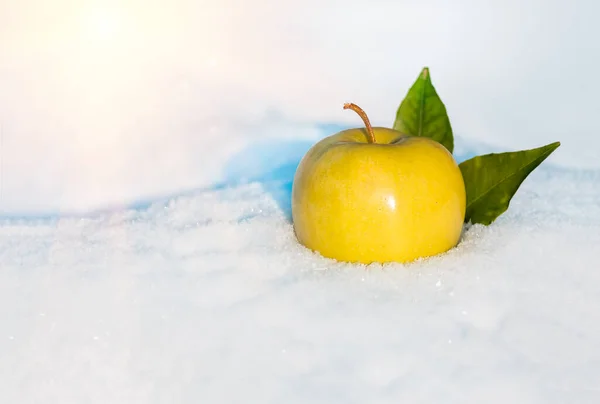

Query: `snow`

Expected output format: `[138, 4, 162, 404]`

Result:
[1, 137, 600, 403]
[2, 0, 600, 402]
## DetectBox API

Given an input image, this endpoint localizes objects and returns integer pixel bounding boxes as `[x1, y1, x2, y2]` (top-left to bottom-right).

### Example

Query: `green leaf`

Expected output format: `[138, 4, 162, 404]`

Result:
[393, 67, 454, 152]
[459, 142, 561, 225]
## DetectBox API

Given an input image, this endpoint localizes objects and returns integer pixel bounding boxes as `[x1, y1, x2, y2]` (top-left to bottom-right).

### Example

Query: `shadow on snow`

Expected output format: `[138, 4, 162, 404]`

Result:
[0, 123, 544, 223]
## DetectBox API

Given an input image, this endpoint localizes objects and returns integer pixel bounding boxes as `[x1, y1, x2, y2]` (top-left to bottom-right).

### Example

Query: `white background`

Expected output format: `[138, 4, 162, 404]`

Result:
[0, 0, 598, 213]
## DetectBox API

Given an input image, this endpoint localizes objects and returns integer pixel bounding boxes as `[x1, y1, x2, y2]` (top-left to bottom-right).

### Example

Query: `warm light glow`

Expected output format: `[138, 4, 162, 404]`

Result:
[81, 6, 122, 42]
[208, 57, 219, 68]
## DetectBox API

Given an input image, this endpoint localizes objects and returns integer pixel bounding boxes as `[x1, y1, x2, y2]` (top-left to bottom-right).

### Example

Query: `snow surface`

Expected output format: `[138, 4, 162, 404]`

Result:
[1, 132, 600, 403]
[2, 0, 600, 402]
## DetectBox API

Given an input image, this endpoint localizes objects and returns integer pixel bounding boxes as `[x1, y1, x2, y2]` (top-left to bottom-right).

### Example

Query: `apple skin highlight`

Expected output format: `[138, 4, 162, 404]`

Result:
[291, 105, 466, 264]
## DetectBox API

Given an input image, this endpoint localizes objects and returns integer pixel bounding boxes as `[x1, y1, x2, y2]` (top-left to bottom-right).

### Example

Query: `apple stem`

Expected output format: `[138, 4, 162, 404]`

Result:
[343, 103, 376, 143]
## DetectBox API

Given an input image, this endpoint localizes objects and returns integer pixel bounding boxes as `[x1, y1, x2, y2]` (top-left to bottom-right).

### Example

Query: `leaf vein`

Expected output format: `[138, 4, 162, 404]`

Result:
[466, 148, 556, 211]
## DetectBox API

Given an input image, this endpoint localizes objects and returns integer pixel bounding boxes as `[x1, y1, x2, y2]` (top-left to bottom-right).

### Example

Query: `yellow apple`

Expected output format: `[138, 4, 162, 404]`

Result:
[291, 103, 466, 264]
